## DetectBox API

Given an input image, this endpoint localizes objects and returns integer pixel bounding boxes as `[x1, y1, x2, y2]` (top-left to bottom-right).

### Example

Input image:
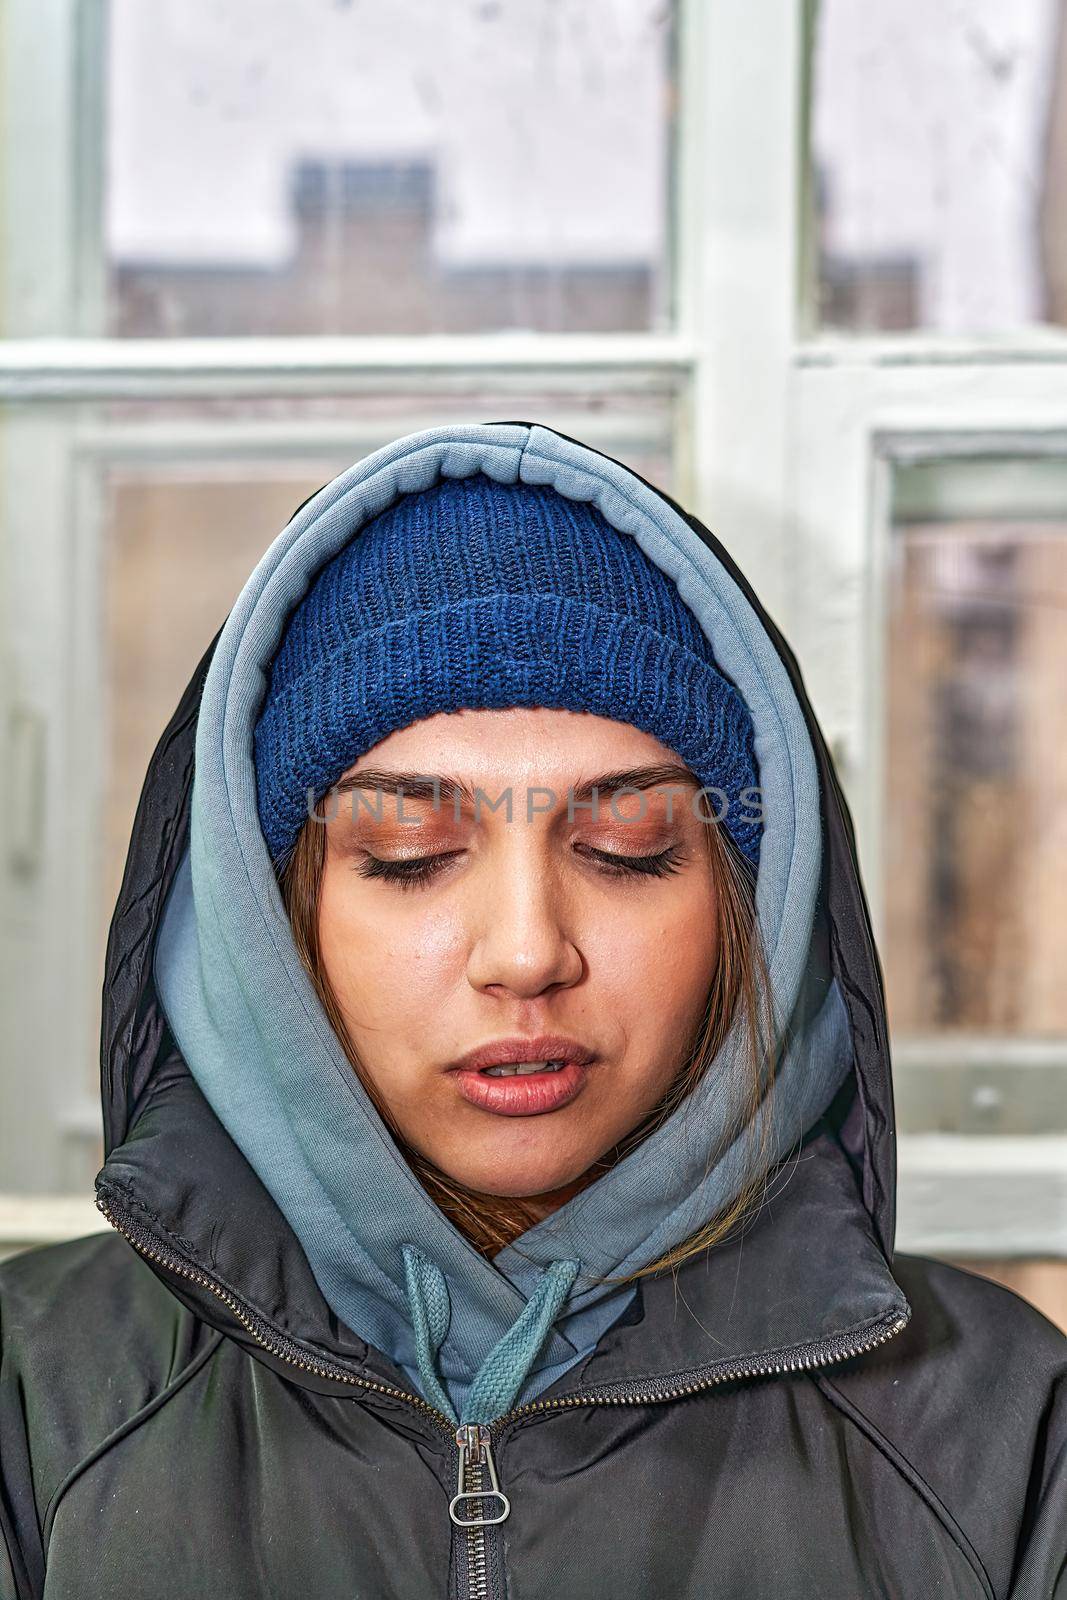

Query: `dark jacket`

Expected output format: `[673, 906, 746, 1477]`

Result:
[2, 424, 1065, 1600]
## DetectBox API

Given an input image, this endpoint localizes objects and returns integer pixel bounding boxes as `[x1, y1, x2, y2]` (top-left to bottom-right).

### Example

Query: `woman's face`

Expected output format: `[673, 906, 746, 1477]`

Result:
[317, 708, 720, 1213]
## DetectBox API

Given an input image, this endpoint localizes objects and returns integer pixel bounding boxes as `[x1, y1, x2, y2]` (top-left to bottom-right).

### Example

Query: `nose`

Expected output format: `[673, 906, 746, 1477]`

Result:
[465, 843, 584, 1000]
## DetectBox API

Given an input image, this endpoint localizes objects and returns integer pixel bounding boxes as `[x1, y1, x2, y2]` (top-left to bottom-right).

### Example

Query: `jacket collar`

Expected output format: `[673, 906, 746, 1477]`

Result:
[97, 1045, 907, 1408]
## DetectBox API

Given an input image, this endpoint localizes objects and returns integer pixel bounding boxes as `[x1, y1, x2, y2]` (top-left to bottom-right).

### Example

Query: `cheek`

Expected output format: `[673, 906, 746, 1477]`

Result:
[588, 882, 720, 1010]
[317, 867, 468, 1031]
[567, 880, 719, 1120]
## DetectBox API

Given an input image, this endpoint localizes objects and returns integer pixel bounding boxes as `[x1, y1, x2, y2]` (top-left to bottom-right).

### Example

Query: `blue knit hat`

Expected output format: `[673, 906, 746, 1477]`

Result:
[253, 474, 761, 869]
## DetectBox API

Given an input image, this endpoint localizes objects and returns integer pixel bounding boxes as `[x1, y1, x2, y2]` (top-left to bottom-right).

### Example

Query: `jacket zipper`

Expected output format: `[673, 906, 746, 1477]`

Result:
[97, 1190, 910, 1600]
[449, 1423, 510, 1600]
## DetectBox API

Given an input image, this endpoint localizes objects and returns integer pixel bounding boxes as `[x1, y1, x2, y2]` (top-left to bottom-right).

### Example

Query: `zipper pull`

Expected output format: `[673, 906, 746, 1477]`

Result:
[448, 1423, 511, 1527]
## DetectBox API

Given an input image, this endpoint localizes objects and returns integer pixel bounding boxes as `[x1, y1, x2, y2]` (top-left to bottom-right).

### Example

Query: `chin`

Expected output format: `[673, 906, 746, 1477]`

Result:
[435, 1143, 592, 1203]
[475, 1175, 571, 1202]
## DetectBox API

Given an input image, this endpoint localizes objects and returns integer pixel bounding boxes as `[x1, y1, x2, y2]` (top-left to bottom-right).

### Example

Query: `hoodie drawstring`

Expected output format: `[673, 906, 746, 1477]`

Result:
[402, 1245, 580, 1426]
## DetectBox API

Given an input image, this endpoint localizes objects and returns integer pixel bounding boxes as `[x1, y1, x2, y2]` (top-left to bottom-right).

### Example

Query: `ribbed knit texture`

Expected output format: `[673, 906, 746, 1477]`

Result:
[253, 474, 761, 868]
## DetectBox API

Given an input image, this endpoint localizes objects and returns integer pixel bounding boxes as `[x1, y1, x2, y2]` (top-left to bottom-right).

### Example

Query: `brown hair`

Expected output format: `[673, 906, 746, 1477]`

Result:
[278, 804, 778, 1286]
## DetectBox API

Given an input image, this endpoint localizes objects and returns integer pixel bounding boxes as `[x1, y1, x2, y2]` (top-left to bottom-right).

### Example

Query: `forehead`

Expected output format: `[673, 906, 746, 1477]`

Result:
[339, 707, 690, 790]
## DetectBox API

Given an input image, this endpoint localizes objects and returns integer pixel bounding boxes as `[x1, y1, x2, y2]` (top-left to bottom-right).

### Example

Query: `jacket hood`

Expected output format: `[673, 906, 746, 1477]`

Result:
[95, 422, 909, 1430]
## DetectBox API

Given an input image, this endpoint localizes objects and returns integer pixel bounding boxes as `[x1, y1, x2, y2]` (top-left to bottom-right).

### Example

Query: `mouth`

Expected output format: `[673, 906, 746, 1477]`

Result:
[446, 1035, 595, 1118]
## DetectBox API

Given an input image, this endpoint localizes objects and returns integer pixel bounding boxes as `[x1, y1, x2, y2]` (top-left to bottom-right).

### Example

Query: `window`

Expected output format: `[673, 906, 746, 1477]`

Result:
[812, 0, 1067, 334]
[2, 1, 1066, 1314]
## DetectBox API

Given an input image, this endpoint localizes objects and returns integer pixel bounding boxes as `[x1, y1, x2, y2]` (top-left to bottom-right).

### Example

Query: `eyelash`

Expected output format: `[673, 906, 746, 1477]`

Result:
[355, 843, 685, 891]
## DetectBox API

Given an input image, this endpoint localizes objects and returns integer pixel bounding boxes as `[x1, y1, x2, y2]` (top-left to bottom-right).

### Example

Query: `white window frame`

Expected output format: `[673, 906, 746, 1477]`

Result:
[2, 0, 1067, 1254]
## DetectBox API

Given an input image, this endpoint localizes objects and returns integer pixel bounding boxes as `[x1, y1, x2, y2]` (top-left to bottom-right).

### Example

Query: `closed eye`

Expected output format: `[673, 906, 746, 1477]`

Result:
[576, 843, 685, 879]
[355, 850, 465, 890]
[354, 841, 686, 891]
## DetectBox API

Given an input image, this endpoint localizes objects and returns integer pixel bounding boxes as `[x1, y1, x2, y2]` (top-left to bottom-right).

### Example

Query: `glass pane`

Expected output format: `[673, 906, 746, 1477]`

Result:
[0, 391, 677, 1193]
[90, 0, 673, 338]
[99, 467, 339, 970]
[883, 466, 1067, 1040]
[811, 0, 1067, 334]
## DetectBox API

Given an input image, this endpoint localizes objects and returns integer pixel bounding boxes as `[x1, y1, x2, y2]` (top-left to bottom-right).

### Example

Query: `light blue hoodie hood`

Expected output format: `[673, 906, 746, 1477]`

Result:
[152, 422, 853, 1427]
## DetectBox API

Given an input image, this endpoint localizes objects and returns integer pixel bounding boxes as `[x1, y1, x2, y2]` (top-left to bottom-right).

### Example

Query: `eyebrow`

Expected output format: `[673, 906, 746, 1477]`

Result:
[327, 762, 699, 809]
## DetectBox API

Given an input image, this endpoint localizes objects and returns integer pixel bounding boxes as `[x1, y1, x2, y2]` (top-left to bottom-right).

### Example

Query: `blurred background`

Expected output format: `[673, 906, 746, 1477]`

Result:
[1, 0, 1066, 1329]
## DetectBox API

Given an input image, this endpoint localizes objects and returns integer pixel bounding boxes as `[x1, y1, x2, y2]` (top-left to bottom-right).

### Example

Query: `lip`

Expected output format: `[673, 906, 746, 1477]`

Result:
[447, 1035, 597, 1075]
[446, 1034, 596, 1118]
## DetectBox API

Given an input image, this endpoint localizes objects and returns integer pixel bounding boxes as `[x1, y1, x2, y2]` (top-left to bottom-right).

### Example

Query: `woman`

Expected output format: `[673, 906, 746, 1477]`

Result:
[1, 421, 1064, 1599]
